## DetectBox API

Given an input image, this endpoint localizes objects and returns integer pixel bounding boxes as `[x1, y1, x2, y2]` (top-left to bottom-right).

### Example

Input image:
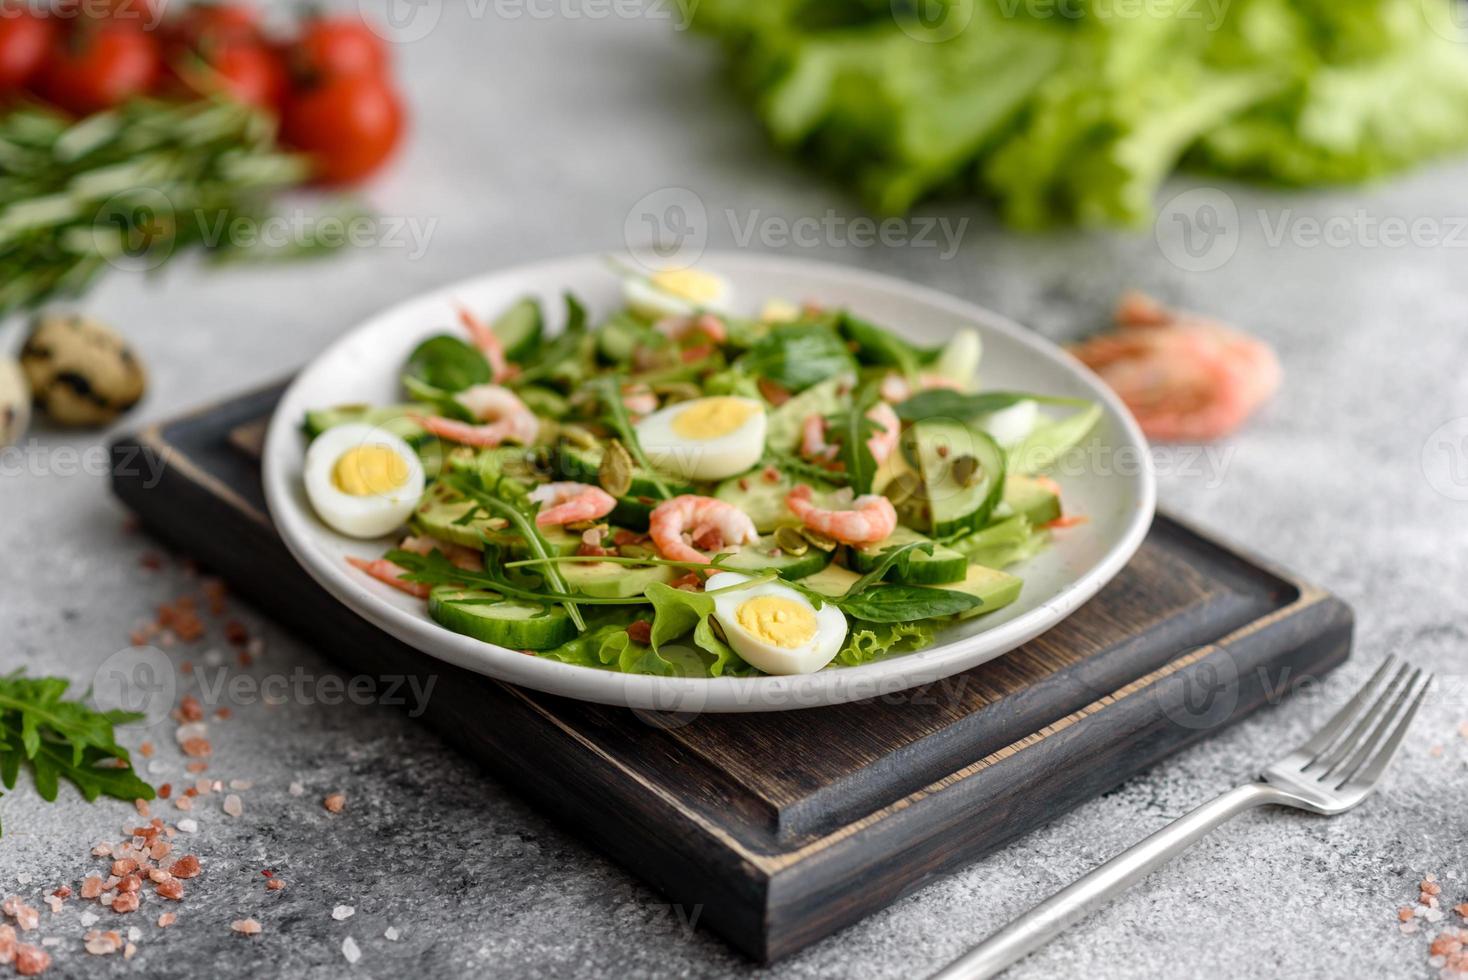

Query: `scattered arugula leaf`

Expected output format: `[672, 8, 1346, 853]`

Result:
[838, 311, 938, 375]
[0, 672, 153, 834]
[828, 385, 883, 496]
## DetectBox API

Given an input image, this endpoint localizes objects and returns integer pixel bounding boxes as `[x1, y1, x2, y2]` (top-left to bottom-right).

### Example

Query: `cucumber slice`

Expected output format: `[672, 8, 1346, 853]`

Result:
[939, 564, 1022, 620]
[1001, 474, 1061, 526]
[304, 403, 427, 440]
[560, 561, 676, 598]
[429, 587, 576, 650]
[850, 526, 968, 585]
[714, 469, 797, 532]
[909, 419, 1006, 536]
[492, 297, 544, 361]
[716, 534, 832, 580]
[596, 311, 656, 363]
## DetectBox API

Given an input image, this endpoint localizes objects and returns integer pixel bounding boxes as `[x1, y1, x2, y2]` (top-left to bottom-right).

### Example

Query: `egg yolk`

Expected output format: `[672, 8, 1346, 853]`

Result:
[735, 596, 818, 649]
[672, 398, 757, 440]
[650, 268, 724, 305]
[332, 445, 409, 496]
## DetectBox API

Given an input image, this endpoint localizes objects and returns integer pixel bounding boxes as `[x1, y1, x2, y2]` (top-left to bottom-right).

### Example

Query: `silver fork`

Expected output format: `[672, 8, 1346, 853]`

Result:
[931, 657, 1432, 980]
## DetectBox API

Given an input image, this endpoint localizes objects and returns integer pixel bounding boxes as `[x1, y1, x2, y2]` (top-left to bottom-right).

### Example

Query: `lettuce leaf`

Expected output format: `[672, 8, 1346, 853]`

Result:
[836, 619, 940, 667]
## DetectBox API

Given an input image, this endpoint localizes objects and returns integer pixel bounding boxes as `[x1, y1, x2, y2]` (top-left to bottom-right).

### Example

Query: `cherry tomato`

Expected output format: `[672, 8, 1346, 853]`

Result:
[37, 24, 160, 114]
[282, 74, 403, 184]
[291, 15, 387, 79]
[55, 0, 158, 30]
[169, 2, 260, 46]
[0, 10, 56, 91]
[178, 39, 285, 111]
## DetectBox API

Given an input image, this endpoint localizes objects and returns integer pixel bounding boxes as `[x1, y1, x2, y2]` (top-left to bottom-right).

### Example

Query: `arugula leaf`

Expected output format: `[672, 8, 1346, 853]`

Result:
[737, 321, 857, 393]
[512, 291, 593, 387]
[836, 585, 981, 623]
[588, 374, 672, 499]
[838, 311, 938, 374]
[0, 672, 153, 833]
[401, 376, 474, 422]
[841, 540, 933, 595]
[404, 335, 491, 394]
[895, 389, 1050, 423]
[829, 386, 883, 496]
[388, 547, 649, 608]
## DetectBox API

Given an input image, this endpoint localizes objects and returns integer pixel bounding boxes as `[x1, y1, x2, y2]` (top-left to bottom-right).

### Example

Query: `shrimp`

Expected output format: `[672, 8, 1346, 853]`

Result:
[621, 383, 659, 417]
[785, 485, 897, 546]
[528, 482, 616, 527]
[456, 303, 514, 382]
[399, 534, 482, 571]
[1070, 292, 1280, 442]
[878, 372, 964, 404]
[648, 495, 759, 564]
[799, 402, 902, 466]
[413, 384, 539, 448]
[346, 557, 430, 598]
[654, 313, 727, 345]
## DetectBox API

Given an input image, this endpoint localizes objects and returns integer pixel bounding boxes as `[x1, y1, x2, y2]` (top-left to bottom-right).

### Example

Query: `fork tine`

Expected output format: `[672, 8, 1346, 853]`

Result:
[1308, 662, 1413, 775]
[1293, 657, 1398, 766]
[1326, 667, 1424, 784]
[1338, 672, 1432, 791]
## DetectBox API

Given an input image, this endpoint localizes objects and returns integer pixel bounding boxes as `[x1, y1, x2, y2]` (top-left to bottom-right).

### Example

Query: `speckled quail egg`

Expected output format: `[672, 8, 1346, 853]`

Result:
[705, 572, 847, 675]
[623, 267, 732, 321]
[0, 358, 30, 447]
[634, 395, 766, 481]
[304, 423, 426, 538]
[19, 313, 146, 427]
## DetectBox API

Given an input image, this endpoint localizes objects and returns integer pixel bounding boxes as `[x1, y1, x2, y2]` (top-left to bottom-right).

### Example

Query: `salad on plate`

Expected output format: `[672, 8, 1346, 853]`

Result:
[299, 264, 1101, 678]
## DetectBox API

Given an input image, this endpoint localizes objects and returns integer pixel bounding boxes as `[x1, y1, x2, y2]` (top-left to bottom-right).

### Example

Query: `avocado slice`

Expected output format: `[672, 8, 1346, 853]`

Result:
[560, 562, 677, 599]
[940, 564, 1023, 619]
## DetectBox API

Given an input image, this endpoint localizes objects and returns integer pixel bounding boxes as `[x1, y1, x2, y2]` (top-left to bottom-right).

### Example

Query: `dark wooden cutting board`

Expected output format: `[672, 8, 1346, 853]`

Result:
[109, 381, 1353, 963]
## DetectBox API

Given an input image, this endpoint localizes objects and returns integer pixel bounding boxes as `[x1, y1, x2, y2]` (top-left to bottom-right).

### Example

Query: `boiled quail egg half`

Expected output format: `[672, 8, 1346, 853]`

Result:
[304, 423, 425, 538]
[706, 572, 847, 675]
[634, 395, 766, 482]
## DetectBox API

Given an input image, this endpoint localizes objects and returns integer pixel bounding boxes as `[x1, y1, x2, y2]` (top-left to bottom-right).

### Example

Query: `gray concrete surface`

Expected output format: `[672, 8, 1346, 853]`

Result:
[3, 3, 1467, 977]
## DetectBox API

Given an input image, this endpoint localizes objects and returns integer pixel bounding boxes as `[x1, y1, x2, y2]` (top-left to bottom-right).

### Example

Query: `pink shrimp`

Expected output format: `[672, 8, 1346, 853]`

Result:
[799, 402, 902, 466]
[413, 383, 539, 448]
[878, 372, 965, 404]
[456, 303, 514, 383]
[346, 557, 430, 598]
[654, 313, 727, 345]
[399, 534, 482, 571]
[1070, 292, 1280, 442]
[648, 495, 759, 564]
[785, 485, 897, 546]
[528, 482, 617, 527]
[621, 384, 659, 417]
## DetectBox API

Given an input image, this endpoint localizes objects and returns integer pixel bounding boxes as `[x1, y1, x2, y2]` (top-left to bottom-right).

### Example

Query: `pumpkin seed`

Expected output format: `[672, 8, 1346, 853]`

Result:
[883, 470, 925, 507]
[800, 527, 839, 552]
[560, 424, 599, 450]
[951, 454, 982, 487]
[599, 439, 634, 498]
[773, 525, 810, 556]
[652, 381, 700, 403]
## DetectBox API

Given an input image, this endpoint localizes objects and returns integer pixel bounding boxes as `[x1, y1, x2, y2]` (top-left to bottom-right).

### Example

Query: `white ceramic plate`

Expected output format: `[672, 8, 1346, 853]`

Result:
[263, 253, 1154, 712]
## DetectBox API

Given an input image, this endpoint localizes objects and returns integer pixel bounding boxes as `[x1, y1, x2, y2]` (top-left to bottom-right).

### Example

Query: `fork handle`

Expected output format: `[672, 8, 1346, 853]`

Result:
[931, 782, 1287, 980]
